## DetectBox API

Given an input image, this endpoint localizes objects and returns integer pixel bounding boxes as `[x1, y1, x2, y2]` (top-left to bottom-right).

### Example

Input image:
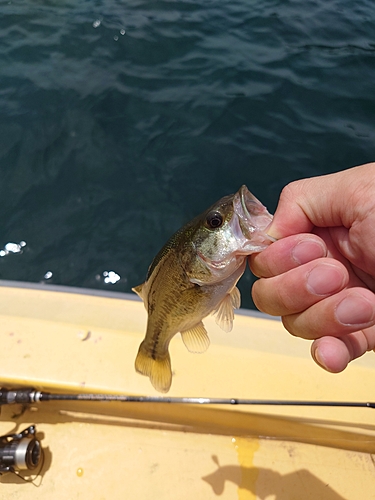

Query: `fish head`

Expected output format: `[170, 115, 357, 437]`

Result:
[186, 185, 274, 285]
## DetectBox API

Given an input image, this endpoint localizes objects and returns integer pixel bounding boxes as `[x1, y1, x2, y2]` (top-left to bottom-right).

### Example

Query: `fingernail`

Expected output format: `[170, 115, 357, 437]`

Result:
[306, 264, 345, 296]
[335, 293, 375, 326]
[292, 240, 326, 265]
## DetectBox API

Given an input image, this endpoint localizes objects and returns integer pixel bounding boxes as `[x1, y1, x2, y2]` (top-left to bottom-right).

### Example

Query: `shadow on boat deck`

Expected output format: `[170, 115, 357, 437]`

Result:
[203, 454, 346, 499]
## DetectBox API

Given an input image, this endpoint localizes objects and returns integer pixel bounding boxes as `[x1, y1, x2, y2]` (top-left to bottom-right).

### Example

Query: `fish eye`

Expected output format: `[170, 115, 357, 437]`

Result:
[206, 211, 224, 229]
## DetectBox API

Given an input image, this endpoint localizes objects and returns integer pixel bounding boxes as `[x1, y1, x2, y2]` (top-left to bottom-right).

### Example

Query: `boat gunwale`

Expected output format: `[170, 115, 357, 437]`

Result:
[0, 279, 280, 321]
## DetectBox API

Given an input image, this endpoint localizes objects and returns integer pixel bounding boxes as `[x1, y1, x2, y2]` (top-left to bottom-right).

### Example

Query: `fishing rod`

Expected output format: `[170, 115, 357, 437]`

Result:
[0, 387, 373, 477]
[1, 387, 374, 408]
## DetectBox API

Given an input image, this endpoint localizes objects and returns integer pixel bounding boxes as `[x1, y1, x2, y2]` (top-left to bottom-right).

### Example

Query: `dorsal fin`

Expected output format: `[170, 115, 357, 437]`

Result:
[180, 322, 210, 353]
[132, 283, 145, 301]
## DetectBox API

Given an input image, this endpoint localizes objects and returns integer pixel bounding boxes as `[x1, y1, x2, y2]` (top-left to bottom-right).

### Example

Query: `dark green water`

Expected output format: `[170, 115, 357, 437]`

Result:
[1, 0, 374, 308]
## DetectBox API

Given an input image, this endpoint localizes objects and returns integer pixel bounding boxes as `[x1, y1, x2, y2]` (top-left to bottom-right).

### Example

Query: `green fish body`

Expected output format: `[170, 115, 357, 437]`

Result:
[133, 185, 274, 392]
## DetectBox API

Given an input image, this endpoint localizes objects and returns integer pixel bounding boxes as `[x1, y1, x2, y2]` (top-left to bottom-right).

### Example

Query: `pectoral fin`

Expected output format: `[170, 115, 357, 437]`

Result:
[181, 322, 210, 353]
[213, 286, 241, 333]
[135, 341, 172, 393]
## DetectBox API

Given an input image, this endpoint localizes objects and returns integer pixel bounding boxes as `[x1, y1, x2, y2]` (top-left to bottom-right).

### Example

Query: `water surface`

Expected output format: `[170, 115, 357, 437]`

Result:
[0, 0, 374, 307]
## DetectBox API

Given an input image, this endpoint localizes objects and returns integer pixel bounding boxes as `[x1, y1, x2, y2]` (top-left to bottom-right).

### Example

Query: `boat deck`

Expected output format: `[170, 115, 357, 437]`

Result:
[0, 282, 374, 499]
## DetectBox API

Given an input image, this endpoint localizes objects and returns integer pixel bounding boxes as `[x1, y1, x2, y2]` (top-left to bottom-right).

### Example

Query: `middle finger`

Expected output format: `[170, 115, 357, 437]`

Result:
[252, 258, 349, 317]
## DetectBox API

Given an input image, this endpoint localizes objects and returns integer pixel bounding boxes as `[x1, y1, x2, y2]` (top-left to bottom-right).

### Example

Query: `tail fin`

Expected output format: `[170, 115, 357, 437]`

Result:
[135, 341, 172, 393]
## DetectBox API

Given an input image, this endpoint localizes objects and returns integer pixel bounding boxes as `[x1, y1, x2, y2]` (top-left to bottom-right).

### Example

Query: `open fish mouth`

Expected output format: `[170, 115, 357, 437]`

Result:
[233, 185, 275, 244]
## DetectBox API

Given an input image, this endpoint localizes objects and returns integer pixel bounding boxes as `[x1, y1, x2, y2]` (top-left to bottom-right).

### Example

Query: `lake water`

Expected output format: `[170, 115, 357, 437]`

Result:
[1, 0, 374, 308]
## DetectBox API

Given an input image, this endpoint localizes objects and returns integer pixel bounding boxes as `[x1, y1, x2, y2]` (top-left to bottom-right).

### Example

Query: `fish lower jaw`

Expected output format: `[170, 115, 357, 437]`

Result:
[238, 233, 275, 253]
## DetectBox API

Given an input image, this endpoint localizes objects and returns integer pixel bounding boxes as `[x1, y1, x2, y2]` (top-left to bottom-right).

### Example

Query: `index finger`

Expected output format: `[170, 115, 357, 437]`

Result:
[249, 234, 327, 278]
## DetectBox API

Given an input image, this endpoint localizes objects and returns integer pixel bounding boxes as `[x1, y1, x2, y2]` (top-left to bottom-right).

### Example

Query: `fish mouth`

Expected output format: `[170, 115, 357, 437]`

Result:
[233, 185, 275, 246]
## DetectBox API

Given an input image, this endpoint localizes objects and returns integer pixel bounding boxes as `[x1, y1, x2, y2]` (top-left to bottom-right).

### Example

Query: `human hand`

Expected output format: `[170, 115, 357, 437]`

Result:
[249, 163, 375, 372]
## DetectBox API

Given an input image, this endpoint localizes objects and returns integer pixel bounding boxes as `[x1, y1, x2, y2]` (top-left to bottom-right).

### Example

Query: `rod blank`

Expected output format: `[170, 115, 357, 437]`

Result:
[1, 388, 374, 408]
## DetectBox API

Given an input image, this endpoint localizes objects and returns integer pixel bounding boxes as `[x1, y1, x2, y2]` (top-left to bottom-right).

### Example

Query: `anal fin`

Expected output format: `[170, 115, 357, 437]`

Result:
[213, 286, 241, 333]
[135, 341, 172, 393]
[181, 322, 210, 353]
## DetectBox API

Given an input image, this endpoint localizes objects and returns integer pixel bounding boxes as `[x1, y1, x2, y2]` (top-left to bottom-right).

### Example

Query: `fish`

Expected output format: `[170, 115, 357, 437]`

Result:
[132, 185, 274, 393]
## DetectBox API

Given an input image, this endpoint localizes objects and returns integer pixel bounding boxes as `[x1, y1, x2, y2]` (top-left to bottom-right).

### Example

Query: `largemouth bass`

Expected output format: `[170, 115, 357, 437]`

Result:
[133, 185, 274, 392]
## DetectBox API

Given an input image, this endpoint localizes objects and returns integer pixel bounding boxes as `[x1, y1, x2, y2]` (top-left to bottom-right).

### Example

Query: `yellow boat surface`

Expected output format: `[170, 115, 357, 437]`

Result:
[0, 281, 374, 499]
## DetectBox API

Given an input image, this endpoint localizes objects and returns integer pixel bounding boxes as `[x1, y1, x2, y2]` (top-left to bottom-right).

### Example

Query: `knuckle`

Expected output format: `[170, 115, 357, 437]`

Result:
[248, 254, 264, 278]
[281, 314, 313, 340]
[251, 280, 268, 313]
[252, 277, 294, 316]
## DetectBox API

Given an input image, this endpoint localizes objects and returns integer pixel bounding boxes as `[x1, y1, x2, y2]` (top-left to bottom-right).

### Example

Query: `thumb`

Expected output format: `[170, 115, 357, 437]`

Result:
[267, 164, 375, 240]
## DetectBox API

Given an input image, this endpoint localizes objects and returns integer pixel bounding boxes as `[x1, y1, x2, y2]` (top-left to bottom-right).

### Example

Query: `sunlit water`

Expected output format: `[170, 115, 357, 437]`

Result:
[0, 0, 374, 308]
